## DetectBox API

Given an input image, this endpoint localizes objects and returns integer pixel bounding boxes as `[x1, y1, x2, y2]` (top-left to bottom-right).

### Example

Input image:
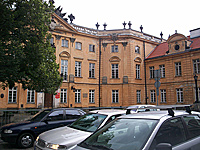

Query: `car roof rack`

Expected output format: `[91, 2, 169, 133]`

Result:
[126, 105, 192, 117]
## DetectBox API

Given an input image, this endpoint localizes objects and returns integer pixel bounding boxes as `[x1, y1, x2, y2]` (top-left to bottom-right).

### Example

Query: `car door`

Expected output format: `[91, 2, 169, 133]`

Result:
[173, 115, 200, 150]
[37, 109, 65, 134]
[149, 117, 187, 150]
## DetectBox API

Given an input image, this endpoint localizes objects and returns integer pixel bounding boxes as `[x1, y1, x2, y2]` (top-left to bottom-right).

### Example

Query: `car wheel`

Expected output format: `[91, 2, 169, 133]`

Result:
[17, 133, 34, 148]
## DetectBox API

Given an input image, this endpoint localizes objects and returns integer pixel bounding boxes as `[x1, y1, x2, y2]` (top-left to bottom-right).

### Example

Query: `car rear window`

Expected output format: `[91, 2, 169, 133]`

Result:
[70, 113, 107, 132]
[65, 109, 83, 120]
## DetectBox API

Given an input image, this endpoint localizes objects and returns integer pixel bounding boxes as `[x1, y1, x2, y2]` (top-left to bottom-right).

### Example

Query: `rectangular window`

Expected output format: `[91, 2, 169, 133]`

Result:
[61, 39, 69, 47]
[61, 60, 68, 80]
[75, 61, 81, 77]
[60, 89, 67, 103]
[27, 89, 35, 103]
[150, 66, 155, 79]
[193, 59, 200, 74]
[89, 90, 95, 103]
[112, 90, 119, 103]
[136, 64, 140, 79]
[159, 65, 165, 78]
[89, 63, 95, 78]
[175, 62, 182, 76]
[75, 89, 81, 103]
[89, 44, 95, 52]
[136, 90, 141, 103]
[176, 88, 183, 103]
[75, 42, 82, 50]
[150, 90, 156, 103]
[8, 87, 17, 103]
[112, 64, 119, 78]
[111, 45, 118, 52]
[160, 89, 166, 103]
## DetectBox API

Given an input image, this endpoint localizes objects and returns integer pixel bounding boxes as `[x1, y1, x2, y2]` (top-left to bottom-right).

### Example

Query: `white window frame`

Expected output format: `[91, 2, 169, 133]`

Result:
[175, 62, 182, 76]
[150, 90, 156, 103]
[27, 89, 35, 103]
[89, 63, 95, 78]
[111, 45, 118, 52]
[176, 88, 183, 103]
[75, 89, 81, 103]
[150, 66, 155, 79]
[136, 90, 141, 103]
[136, 64, 140, 79]
[61, 39, 69, 47]
[159, 64, 165, 78]
[60, 89, 67, 103]
[160, 89, 166, 103]
[112, 90, 119, 103]
[8, 87, 17, 103]
[61, 59, 68, 80]
[193, 59, 200, 74]
[89, 44, 95, 52]
[75, 42, 82, 50]
[89, 90, 95, 103]
[112, 64, 119, 78]
[75, 61, 81, 77]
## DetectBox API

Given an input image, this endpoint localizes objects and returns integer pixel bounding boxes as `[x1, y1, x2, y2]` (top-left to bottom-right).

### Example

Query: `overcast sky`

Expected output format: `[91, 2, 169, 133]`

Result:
[54, 0, 199, 39]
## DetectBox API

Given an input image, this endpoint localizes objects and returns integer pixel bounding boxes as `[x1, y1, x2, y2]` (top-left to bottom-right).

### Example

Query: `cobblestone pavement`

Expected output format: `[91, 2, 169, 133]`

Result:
[0, 139, 34, 150]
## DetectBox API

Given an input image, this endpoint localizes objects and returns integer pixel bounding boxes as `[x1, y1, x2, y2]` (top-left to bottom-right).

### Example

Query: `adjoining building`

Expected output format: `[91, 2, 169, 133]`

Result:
[0, 7, 199, 109]
[146, 28, 200, 105]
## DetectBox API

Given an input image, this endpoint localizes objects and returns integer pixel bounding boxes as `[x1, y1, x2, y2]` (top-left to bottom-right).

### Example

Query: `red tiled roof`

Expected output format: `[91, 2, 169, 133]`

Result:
[146, 42, 168, 59]
[190, 37, 200, 49]
[146, 37, 200, 59]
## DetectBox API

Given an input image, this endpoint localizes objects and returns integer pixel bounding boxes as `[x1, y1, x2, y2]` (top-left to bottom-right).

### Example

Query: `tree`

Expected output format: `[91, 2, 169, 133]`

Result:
[0, 0, 62, 94]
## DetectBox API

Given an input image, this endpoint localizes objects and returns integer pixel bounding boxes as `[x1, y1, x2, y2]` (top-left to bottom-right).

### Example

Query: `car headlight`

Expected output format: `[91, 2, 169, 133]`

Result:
[46, 143, 67, 150]
[4, 129, 13, 133]
[36, 136, 39, 142]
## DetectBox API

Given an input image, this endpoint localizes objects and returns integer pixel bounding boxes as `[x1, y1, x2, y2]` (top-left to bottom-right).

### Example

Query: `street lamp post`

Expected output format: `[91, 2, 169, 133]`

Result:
[194, 74, 199, 103]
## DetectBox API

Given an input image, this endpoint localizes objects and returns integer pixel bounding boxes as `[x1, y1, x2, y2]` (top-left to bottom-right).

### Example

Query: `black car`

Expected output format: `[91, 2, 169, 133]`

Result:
[0, 108, 85, 148]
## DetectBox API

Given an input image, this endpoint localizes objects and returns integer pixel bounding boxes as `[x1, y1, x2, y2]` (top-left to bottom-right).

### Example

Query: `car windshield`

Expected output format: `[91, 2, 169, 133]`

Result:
[29, 110, 51, 122]
[79, 118, 158, 150]
[69, 113, 107, 132]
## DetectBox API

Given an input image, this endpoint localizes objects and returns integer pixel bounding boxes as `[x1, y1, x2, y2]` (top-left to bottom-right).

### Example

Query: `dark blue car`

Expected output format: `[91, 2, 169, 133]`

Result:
[0, 108, 85, 148]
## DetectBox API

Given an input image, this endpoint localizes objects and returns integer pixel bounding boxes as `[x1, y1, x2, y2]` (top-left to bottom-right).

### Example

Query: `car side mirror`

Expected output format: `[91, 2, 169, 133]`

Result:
[155, 143, 172, 150]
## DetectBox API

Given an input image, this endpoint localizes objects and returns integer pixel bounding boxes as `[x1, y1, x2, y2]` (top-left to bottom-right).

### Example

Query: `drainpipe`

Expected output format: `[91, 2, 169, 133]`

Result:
[143, 41, 148, 104]
[99, 38, 102, 108]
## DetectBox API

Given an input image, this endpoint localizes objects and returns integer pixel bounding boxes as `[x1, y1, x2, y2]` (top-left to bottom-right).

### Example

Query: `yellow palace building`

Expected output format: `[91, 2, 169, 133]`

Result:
[0, 7, 200, 109]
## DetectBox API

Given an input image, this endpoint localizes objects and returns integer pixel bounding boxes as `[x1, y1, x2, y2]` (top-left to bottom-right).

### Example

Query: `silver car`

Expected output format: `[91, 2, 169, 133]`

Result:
[73, 107, 200, 150]
[34, 109, 126, 150]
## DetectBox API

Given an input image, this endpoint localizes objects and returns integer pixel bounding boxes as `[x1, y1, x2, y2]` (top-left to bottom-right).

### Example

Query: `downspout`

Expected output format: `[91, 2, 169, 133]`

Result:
[143, 41, 148, 104]
[99, 38, 102, 108]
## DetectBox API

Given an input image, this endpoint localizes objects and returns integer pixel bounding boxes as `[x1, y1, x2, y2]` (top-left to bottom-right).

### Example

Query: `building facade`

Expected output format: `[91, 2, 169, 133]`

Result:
[145, 29, 200, 105]
[0, 9, 199, 109]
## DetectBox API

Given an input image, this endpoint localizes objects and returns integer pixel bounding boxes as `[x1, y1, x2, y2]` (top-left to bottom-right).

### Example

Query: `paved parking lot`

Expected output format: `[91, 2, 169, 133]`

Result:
[0, 139, 33, 150]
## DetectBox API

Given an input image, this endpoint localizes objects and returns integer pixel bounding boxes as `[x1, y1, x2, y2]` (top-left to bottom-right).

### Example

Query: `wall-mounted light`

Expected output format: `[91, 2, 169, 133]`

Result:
[71, 86, 76, 92]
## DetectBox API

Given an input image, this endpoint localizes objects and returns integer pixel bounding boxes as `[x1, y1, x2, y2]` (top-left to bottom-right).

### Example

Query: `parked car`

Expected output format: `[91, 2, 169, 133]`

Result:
[73, 106, 200, 150]
[126, 104, 158, 114]
[34, 109, 126, 150]
[0, 108, 85, 148]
